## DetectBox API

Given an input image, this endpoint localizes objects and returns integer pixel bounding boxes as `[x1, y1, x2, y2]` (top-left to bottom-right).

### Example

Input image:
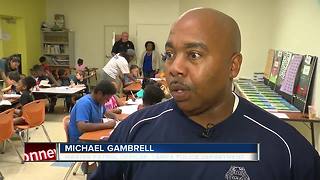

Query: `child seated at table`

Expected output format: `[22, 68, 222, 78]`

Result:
[13, 76, 36, 125]
[70, 70, 90, 110]
[138, 83, 164, 110]
[57, 68, 72, 112]
[1, 71, 21, 94]
[39, 56, 50, 72]
[75, 70, 89, 93]
[104, 82, 127, 114]
[124, 65, 140, 86]
[32, 64, 59, 113]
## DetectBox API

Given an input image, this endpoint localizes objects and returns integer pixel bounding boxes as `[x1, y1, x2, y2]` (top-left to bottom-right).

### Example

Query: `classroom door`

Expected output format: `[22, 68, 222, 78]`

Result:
[136, 24, 170, 70]
[104, 25, 128, 61]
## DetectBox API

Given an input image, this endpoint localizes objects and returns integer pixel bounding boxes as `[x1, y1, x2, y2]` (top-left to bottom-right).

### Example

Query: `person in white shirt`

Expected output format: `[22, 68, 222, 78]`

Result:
[101, 49, 135, 88]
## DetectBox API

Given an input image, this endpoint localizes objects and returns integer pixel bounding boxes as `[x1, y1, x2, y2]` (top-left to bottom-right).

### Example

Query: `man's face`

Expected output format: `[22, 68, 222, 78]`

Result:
[165, 18, 235, 115]
[121, 33, 129, 42]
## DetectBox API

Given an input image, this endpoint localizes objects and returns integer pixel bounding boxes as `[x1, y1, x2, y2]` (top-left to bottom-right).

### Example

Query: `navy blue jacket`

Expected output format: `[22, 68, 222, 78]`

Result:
[90, 96, 320, 180]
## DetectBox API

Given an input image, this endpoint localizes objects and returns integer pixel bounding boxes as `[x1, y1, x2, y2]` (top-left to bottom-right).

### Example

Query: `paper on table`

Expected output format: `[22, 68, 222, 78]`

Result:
[119, 105, 138, 114]
[127, 98, 143, 105]
[0, 100, 12, 106]
[103, 118, 114, 123]
[271, 112, 289, 119]
[3, 94, 21, 98]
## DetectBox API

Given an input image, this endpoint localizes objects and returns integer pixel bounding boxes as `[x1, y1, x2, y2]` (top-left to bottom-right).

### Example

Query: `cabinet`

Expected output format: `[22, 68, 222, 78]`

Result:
[41, 31, 74, 69]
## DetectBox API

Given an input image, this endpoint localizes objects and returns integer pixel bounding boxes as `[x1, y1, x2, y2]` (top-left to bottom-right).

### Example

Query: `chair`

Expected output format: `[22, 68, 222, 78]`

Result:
[15, 100, 51, 142]
[62, 115, 81, 179]
[0, 108, 24, 164]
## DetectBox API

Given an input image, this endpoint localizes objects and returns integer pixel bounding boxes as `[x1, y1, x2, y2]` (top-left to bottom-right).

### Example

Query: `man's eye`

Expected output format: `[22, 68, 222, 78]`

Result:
[163, 52, 174, 61]
[188, 52, 201, 60]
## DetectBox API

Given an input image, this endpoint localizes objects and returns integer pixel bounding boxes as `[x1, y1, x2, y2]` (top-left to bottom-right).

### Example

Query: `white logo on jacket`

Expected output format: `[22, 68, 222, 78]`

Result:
[225, 166, 250, 180]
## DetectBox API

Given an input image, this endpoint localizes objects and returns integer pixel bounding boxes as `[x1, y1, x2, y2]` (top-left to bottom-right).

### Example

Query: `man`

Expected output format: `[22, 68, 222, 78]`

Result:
[111, 32, 135, 56]
[101, 49, 136, 89]
[68, 80, 117, 143]
[91, 8, 320, 180]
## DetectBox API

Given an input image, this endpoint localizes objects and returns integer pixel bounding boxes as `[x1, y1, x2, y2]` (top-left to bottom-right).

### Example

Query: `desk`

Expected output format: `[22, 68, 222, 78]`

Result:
[0, 97, 20, 112]
[123, 82, 142, 92]
[233, 80, 320, 147]
[79, 113, 129, 142]
[79, 129, 113, 142]
[32, 86, 86, 95]
[282, 112, 320, 147]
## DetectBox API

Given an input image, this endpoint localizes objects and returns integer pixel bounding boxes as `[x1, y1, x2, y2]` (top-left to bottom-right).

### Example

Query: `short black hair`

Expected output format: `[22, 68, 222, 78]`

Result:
[8, 71, 21, 82]
[32, 64, 44, 72]
[93, 80, 116, 95]
[143, 84, 164, 106]
[142, 78, 157, 89]
[145, 41, 155, 50]
[77, 58, 84, 64]
[58, 68, 66, 77]
[39, 56, 46, 63]
[22, 76, 36, 90]
[9, 55, 20, 63]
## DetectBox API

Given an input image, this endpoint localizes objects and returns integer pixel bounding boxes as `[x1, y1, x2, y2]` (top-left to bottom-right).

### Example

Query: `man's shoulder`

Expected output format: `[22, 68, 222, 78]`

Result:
[238, 96, 315, 154]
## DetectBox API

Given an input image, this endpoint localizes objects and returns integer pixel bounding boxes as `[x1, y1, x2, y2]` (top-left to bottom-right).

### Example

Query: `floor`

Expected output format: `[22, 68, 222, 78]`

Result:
[0, 99, 86, 180]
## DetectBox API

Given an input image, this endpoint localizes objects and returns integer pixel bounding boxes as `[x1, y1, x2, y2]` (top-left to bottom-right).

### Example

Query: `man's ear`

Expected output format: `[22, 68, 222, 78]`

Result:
[230, 53, 242, 79]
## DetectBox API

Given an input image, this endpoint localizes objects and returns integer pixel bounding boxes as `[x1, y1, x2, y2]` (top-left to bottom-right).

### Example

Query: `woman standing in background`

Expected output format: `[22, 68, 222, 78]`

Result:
[138, 41, 161, 78]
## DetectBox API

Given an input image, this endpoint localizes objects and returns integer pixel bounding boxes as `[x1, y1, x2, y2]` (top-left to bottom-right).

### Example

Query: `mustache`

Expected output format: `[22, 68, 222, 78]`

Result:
[169, 79, 191, 91]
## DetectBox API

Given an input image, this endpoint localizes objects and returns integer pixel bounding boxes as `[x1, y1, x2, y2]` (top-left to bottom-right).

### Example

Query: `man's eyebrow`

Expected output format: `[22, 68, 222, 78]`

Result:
[184, 42, 208, 51]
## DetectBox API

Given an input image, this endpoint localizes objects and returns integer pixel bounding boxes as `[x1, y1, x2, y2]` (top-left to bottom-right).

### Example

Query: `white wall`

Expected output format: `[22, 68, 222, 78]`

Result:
[179, 0, 277, 78]
[271, 0, 320, 150]
[46, 0, 129, 69]
[129, 0, 179, 64]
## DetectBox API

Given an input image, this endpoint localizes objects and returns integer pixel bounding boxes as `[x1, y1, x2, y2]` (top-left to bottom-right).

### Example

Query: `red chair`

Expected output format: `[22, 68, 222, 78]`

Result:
[15, 100, 51, 142]
[0, 108, 23, 163]
[62, 115, 82, 179]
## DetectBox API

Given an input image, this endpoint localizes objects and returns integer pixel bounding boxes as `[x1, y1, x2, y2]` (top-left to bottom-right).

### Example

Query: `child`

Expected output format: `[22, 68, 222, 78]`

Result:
[13, 76, 36, 125]
[70, 70, 89, 110]
[75, 58, 88, 72]
[105, 82, 126, 114]
[57, 68, 72, 111]
[75, 70, 89, 94]
[138, 83, 164, 110]
[1, 71, 21, 94]
[32, 64, 59, 113]
[39, 56, 50, 72]
[136, 78, 157, 98]
[124, 65, 140, 86]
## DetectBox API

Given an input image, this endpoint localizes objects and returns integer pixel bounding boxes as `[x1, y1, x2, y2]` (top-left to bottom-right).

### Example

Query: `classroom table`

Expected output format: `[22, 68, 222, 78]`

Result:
[233, 80, 320, 147]
[123, 82, 142, 92]
[79, 113, 129, 142]
[0, 96, 20, 112]
[32, 86, 86, 95]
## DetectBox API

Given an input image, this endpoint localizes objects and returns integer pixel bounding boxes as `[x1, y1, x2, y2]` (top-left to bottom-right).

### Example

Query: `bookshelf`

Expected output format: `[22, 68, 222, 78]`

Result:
[41, 31, 74, 69]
